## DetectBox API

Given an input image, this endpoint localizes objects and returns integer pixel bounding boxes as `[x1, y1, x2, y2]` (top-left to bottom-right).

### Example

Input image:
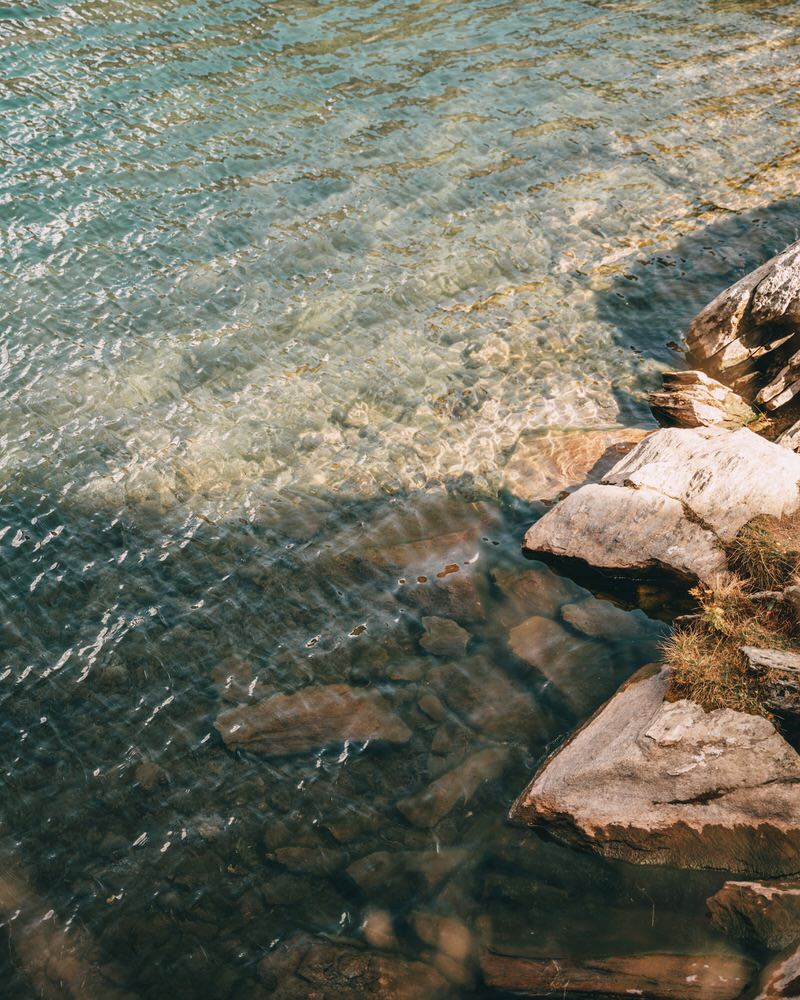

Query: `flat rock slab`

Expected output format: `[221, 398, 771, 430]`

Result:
[523, 483, 727, 585]
[480, 951, 754, 999]
[509, 666, 800, 876]
[741, 647, 800, 717]
[503, 428, 650, 502]
[603, 426, 800, 541]
[215, 684, 412, 756]
[708, 879, 800, 951]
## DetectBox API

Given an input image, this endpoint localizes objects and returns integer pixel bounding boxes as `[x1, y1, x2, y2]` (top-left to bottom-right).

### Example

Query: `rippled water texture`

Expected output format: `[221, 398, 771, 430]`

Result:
[2, 0, 800, 997]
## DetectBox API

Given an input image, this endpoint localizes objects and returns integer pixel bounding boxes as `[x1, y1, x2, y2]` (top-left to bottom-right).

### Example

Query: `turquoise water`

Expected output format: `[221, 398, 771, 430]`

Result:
[2, 0, 800, 996]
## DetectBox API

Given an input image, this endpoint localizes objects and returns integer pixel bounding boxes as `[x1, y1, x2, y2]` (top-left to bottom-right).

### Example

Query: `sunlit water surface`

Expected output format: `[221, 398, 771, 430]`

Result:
[2, 0, 800, 996]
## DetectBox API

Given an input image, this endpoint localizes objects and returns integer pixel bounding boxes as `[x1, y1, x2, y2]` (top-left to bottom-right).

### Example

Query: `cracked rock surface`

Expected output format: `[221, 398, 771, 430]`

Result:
[686, 238, 800, 412]
[509, 666, 800, 876]
[523, 426, 800, 584]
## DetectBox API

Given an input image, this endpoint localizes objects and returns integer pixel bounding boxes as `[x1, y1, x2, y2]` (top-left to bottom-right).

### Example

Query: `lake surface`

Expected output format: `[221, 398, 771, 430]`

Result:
[2, 0, 800, 996]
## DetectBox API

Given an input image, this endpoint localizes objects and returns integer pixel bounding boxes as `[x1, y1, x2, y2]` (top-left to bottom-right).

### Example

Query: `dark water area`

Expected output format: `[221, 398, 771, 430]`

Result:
[0, 483, 736, 998]
[3, 0, 800, 995]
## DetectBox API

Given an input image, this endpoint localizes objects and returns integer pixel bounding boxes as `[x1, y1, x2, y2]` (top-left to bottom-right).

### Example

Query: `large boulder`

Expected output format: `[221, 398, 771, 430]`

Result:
[509, 666, 800, 876]
[523, 426, 800, 584]
[480, 951, 754, 999]
[602, 427, 800, 541]
[649, 370, 756, 429]
[686, 238, 800, 410]
[708, 879, 800, 951]
[523, 482, 726, 585]
[215, 684, 412, 756]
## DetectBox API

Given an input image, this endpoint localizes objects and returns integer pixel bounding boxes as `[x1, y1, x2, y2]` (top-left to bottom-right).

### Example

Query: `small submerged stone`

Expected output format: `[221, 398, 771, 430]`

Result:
[397, 746, 511, 828]
[419, 616, 470, 657]
[214, 684, 412, 756]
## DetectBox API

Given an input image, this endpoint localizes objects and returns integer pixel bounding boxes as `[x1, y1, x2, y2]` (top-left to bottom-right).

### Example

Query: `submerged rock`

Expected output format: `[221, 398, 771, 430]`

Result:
[419, 616, 470, 657]
[509, 666, 800, 875]
[560, 596, 662, 642]
[503, 427, 650, 502]
[648, 370, 755, 429]
[480, 950, 754, 999]
[397, 747, 511, 828]
[214, 684, 411, 756]
[346, 849, 467, 892]
[686, 238, 800, 410]
[523, 427, 800, 584]
[508, 615, 613, 717]
[491, 564, 583, 626]
[259, 934, 449, 999]
[427, 653, 548, 740]
[708, 879, 800, 951]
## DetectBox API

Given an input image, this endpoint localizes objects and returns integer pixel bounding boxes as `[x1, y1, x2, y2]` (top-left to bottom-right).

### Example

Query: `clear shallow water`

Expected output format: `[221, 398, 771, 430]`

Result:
[2, 0, 800, 996]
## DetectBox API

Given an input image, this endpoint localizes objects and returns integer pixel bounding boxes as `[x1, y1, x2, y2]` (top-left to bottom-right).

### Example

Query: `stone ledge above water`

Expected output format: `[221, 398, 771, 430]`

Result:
[509, 666, 800, 877]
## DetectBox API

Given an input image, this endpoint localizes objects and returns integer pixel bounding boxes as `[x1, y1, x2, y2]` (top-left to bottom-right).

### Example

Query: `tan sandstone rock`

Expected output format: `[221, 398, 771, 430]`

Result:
[509, 666, 800, 876]
[649, 370, 755, 429]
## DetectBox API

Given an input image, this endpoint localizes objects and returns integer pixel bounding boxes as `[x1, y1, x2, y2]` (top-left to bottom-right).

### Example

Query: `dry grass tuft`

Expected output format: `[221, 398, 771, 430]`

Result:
[663, 570, 795, 718]
[728, 511, 800, 591]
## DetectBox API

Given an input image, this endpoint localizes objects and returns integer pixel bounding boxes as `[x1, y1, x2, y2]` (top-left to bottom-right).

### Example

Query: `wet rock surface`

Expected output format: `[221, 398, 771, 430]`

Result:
[708, 879, 800, 951]
[502, 428, 650, 502]
[755, 942, 800, 999]
[215, 684, 412, 756]
[480, 950, 755, 999]
[510, 666, 800, 875]
[648, 370, 756, 429]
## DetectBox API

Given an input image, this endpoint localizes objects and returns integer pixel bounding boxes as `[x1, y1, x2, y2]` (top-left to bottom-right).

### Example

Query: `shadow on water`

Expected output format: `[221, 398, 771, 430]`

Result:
[598, 197, 800, 359]
[9, 197, 800, 998]
[0, 470, 728, 1000]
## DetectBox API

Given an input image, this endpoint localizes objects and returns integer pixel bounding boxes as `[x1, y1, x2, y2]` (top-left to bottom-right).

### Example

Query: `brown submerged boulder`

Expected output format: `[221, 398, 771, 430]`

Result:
[215, 684, 411, 756]
[708, 879, 800, 951]
[509, 666, 800, 876]
[480, 951, 754, 1000]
